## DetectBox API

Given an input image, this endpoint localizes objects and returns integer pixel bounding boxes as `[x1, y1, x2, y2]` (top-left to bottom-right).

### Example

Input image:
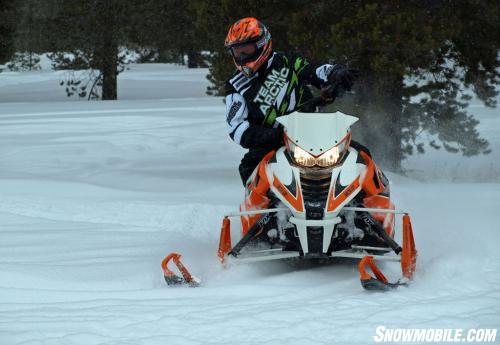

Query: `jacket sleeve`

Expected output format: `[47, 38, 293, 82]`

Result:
[292, 54, 336, 89]
[225, 85, 283, 150]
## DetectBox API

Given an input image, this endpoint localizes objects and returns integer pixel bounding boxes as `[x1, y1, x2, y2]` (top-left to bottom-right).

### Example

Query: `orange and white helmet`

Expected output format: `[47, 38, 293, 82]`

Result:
[225, 17, 273, 77]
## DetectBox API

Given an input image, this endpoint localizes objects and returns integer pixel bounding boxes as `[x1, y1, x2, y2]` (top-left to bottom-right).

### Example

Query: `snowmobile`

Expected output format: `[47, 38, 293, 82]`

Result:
[162, 88, 417, 291]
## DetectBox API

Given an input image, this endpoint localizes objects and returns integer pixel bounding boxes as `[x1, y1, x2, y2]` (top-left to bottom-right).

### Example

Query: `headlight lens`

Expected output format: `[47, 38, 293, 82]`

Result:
[292, 145, 316, 167]
[289, 134, 350, 168]
[316, 145, 341, 167]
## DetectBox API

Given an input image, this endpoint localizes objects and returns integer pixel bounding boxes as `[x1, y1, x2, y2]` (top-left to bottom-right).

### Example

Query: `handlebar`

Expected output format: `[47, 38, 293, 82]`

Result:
[297, 83, 344, 111]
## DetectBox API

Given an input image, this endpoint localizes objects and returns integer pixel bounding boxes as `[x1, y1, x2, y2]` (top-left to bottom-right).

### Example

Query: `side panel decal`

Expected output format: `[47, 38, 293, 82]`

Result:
[272, 172, 304, 212]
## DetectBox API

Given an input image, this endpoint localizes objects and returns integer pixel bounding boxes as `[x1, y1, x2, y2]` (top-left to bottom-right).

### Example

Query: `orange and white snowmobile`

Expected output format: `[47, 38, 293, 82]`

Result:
[162, 103, 417, 291]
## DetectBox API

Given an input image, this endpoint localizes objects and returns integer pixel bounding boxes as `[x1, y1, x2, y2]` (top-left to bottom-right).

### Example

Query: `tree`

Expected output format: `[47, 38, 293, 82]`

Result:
[0, 0, 17, 65]
[42, 0, 129, 100]
[324, 0, 499, 170]
[12, 0, 48, 70]
[130, 0, 210, 67]
[13, 0, 218, 99]
[205, 0, 500, 170]
[35, 0, 209, 99]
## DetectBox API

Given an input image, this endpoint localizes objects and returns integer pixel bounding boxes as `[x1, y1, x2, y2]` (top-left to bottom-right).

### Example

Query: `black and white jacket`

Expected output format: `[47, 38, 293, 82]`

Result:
[224, 52, 336, 150]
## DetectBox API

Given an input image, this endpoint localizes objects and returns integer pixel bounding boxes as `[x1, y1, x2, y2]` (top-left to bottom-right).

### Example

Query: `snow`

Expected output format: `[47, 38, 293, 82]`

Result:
[403, 102, 500, 183]
[0, 63, 210, 102]
[1, 64, 500, 345]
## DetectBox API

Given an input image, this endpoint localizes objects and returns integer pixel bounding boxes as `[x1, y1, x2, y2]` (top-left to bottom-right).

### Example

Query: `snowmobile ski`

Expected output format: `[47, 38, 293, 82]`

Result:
[161, 253, 200, 287]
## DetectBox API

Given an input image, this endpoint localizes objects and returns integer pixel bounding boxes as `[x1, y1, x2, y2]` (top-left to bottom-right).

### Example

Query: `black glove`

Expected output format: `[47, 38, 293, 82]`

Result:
[327, 65, 360, 92]
[239, 125, 284, 150]
[270, 125, 285, 149]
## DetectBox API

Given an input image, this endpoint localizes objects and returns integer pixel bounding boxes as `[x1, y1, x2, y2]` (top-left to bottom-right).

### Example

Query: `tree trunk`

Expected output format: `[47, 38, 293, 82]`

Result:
[101, 43, 118, 100]
[187, 49, 199, 68]
[96, 0, 118, 100]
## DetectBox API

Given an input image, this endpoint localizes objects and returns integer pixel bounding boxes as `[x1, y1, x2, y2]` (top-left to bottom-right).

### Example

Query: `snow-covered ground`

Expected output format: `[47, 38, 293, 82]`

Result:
[0, 64, 499, 345]
[0, 63, 209, 102]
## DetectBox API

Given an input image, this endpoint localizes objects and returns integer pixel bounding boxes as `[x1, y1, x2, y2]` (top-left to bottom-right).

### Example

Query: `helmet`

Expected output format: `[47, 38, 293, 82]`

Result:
[225, 17, 273, 77]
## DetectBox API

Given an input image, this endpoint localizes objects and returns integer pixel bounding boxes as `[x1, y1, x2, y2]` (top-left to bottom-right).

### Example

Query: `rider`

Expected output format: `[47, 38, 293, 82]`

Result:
[224, 17, 395, 242]
[224, 17, 360, 185]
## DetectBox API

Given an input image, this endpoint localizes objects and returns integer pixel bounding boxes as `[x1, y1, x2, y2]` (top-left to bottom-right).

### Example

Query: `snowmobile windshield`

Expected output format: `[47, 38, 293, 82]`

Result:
[288, 133, 351, 168]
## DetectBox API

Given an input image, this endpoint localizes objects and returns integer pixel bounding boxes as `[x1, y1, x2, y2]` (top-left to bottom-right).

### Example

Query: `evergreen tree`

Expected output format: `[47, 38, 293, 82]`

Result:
[324, 0, 499, 170]
[204, 0, 499, 170]
[6, 52, 40, 71]
[43, 0, 129, 100]
[13, 0, 48, 69]
[18, 0, 210, 99]
[129, 0, 209, 67]
[0, 0, 17, 65]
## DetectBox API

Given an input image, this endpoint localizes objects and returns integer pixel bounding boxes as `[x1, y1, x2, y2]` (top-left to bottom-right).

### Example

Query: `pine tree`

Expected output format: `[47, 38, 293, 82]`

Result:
[324, 0, 499, 170]
[56, 1, 124, 100]
[13, 0, 47, 69]
[129, 0, 208, 67]
[0, 0, 17, 65]
[22, 0, 133, 100]
[204, 0, 499, 170]
[6, 52, 40, 71]
[37, 0, 214, 99]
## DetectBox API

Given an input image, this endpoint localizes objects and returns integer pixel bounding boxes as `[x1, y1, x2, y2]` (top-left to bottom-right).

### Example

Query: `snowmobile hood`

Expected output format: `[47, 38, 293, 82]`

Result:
[277, 111, 359, 155]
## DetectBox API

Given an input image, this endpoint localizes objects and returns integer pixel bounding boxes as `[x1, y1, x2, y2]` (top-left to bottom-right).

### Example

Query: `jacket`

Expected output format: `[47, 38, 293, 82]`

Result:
[224, 52, 336, 150]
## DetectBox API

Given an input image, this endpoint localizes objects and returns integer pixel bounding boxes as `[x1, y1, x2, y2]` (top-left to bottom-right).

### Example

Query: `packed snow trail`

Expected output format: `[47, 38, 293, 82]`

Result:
[1, 65, 499, 345]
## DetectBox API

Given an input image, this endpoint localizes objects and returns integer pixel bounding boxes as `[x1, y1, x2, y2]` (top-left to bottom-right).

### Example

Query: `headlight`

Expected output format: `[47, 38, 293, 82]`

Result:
[316, 145, 341, 167]
[292, 145, 316, 167]
[289, 134, 350, 168]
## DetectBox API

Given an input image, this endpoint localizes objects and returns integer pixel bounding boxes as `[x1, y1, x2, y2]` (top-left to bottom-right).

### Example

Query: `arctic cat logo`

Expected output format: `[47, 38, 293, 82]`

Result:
[226, 100, 242, 124]
[253, 67, 289, 114]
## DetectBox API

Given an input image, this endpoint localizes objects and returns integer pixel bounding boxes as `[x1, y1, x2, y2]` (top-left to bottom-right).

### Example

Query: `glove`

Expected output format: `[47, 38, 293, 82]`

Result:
[240, 125, 284, 150]
[327, 65, 360, 92]
[270, 125, 285, 149]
